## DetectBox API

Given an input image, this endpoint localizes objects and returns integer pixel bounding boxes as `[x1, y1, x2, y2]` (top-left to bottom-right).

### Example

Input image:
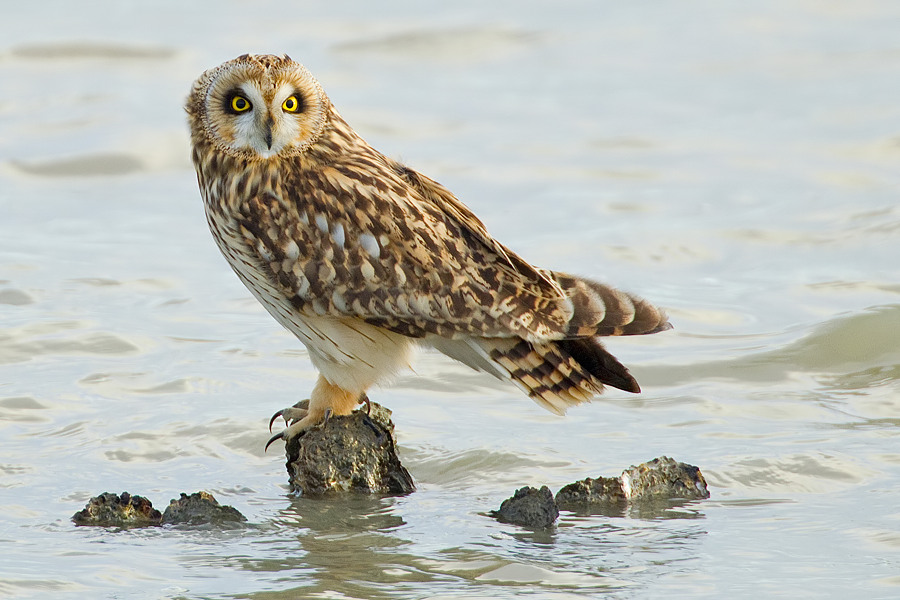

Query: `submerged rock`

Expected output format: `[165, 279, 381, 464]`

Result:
[555, 475, 627, 508]
[620, 456, 709, 501]
[72, 491, 245, 528]
[494, 456, 709, 526]
[72, 491, 162, 527]
[161, 491, 246, 526]
[284, 402, 415, 496]
[491, 485, 559, 528]
[555, 456, 710, 510]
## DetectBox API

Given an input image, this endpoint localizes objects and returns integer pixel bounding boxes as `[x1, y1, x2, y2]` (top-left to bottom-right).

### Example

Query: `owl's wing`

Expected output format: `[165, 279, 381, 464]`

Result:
[235, 163, 582, 343]
[388, 161, 566, 301]
[383, 162, 665, 340]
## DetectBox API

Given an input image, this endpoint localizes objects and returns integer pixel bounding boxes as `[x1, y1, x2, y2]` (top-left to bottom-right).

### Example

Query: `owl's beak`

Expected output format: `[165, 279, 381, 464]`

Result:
[264, 115, 275, 149]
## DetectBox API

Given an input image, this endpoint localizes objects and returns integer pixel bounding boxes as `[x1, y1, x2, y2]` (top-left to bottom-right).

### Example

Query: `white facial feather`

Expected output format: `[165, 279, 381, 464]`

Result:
[224, 82, 306, 158]
[192, 54, 327, 160]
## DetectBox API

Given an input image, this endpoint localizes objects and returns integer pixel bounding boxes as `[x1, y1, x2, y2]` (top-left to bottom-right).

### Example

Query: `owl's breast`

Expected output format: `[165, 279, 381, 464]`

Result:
[198, 167, 416, 391]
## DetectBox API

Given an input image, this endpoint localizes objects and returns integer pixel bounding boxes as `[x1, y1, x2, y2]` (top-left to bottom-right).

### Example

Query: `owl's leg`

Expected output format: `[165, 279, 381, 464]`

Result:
[266, 375, 363, 450]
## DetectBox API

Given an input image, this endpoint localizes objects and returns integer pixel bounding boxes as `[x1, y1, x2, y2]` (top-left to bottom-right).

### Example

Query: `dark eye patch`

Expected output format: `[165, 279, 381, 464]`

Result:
[286, 91, 304, 113]
[224, 89, 252, 114]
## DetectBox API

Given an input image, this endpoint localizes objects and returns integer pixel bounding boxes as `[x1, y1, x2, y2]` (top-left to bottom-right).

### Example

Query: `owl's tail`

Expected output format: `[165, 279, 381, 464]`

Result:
[479, 337, 623, 414]
[551, 272, 672, 338]
[430, 277, 671, 415]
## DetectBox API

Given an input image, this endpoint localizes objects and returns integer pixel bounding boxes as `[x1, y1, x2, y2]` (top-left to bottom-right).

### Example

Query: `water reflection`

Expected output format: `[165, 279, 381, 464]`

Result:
[278, 495, 407, 535]
[238, 496, 412, 599]
[560, 497, 708, 521]
[230, 493, 710, 598]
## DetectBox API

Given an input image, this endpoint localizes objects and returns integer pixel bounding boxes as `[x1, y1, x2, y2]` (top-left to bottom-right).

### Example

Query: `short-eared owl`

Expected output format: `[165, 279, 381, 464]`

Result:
[186, 54, 671, 448]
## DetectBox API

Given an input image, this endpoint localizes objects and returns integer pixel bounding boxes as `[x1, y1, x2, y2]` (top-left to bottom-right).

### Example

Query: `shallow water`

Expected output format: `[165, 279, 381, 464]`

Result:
[2, 1, 899, 598]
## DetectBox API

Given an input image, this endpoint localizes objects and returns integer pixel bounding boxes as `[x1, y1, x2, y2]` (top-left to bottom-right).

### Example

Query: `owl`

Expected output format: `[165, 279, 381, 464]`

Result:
[185, 54, 671, 449]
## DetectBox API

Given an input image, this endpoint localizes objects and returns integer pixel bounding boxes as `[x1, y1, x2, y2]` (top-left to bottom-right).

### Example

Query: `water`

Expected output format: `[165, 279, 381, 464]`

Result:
[2, 1, 899, 598]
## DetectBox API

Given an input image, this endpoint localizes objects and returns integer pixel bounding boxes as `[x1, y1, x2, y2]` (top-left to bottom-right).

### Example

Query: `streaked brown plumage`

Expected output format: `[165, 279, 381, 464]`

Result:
[185, 54, 671, 446]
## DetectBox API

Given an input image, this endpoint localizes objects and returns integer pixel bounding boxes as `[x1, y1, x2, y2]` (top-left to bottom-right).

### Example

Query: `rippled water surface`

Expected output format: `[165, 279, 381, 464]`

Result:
[2, 2, 900, 598]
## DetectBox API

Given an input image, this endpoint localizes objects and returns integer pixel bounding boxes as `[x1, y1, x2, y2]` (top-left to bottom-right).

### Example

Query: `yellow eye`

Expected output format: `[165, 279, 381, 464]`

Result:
[282, 95, 300, 113]
[230, 95, 251, 112]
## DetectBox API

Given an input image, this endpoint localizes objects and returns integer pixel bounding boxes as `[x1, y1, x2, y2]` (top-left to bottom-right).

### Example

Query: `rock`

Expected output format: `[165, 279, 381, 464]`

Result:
[284, 402, 415, 496]
[72, 492, 162, 527]
[161, 491, 246, 526]
[620, 456, 709, 500]
[72, 491, 245, 528]
[555, 476, 627, 509]
[493, 457, 709, 525]
[555, 456, 710, 510]
[491, 485, 559, 528]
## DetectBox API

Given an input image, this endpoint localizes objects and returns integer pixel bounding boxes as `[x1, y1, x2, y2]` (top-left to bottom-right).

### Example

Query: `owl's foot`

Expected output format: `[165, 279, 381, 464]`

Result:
[265, 407, 333, 452]
[264, 376, 368, 452]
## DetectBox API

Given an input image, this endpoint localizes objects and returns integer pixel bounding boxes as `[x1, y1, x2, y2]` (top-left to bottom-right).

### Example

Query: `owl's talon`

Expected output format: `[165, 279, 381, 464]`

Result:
[264, 430, 285, 452]
[268, 403, 309, 432]
[358, 393, 371, 415]
[268, 410, 283, 433]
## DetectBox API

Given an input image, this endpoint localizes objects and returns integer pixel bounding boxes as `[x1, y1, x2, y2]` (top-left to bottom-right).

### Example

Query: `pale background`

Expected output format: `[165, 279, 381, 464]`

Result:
[2, 1, 899, 598]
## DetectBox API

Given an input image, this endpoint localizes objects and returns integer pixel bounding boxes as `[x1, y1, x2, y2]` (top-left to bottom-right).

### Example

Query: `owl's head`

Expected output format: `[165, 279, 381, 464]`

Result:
[187, 54, 328, 160]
